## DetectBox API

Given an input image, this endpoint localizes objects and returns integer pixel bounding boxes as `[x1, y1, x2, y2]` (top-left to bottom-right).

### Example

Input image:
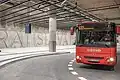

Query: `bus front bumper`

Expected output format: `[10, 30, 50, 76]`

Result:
[76, 56, 116, 66]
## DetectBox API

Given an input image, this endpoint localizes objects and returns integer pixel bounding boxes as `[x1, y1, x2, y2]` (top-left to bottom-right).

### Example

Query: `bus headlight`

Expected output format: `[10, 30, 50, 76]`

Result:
[76, 56, 81, 60]
[107, 57, 115, 62]
[109, 58, 114, 62]
[76, 56, 79, 59]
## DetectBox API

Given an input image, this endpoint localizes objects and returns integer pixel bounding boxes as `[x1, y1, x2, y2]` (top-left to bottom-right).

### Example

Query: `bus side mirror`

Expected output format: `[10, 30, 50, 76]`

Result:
[70, 27, 75, 35]
[117, 26, 120, 34]
[110, 22, 116, 33]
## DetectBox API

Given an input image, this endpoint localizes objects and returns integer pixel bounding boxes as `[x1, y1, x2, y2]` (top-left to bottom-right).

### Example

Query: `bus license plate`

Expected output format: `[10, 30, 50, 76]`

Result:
[88, 59, 99, 62]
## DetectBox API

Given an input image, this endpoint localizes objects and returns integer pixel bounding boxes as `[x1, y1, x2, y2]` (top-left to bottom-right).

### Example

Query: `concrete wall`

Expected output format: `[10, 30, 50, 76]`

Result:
[1, 23, 120, 48]
[0, 23, 75, 48]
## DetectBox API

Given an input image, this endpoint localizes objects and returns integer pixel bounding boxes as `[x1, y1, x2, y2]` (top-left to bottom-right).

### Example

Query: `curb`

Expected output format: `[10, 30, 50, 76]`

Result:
[0, 52, 70, 68]
[0, 48, 75, 55]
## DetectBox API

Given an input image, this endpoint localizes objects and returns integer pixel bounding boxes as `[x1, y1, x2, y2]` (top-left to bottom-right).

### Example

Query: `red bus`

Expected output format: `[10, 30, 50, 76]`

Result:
[70, 22, 119, 70]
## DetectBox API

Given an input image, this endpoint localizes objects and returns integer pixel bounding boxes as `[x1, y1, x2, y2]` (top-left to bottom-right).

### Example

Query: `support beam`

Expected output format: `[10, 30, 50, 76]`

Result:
[107, 17, 120, 20]
[0, 0, 29, 12]
[49, 7, 56, 52]
[113, 0, 120, 13]
[85, 4, 120, 12]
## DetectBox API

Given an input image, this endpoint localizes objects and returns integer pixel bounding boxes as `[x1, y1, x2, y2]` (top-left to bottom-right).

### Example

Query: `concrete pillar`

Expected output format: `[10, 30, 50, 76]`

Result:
[0, 20, 6, 28]
[49, 14, 56, 52]
[0, 12, 6, 28]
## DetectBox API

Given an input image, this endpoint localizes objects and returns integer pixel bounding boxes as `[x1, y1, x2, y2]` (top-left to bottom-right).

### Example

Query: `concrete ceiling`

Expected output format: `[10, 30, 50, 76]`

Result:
[0, 0, 120, 29]
[74, 0, 120, 24]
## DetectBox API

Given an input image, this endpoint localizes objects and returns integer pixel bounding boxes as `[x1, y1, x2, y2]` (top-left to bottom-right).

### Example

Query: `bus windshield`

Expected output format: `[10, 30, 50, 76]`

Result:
[76, 23, 116, 47]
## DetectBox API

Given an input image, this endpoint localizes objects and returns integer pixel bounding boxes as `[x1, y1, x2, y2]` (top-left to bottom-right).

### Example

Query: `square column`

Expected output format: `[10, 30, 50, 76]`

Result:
[49, 15, 56, 52]
[0, 11, 6, 28]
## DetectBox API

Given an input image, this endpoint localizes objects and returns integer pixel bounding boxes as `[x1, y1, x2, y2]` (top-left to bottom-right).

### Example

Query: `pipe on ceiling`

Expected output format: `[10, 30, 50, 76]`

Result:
[2, 2, 55, 21]
[0, 1, 46, 18]
[0, 0, 29, 12]
[85, 4, 120, 12]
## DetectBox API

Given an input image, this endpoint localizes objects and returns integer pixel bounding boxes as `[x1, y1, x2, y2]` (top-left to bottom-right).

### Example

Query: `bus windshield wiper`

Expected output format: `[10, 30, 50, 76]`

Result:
[104, 44, 109, 47]
[77, 44, 84, 47]
[94, 42, 109, 47]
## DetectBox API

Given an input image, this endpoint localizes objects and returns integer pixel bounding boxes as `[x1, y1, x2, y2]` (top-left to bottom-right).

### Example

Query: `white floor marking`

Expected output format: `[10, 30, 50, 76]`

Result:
[71, 60, 74, 62]
[78, 77, 87, 80]
[68, 67, 74, 70]
[69, 62, 73, 64]
[71, 71, 78, 75]
[68, 64, 72, 67]
[68, 59, 88, 80]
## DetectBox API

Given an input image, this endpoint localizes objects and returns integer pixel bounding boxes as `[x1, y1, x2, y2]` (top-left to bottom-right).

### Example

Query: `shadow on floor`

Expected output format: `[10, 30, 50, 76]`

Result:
[79, 65, 113, 71]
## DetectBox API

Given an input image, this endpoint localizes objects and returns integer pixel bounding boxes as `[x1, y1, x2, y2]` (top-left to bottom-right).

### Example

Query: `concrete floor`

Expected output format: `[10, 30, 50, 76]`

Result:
[0, 52, 119, 80]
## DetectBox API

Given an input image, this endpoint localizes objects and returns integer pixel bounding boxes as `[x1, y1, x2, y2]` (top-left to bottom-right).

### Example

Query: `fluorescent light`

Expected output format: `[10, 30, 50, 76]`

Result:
[86, 16, 89, 18]
[70, 9, 74, 12]
[76, 12, 79, 14]
[81, 14, 85, 16]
